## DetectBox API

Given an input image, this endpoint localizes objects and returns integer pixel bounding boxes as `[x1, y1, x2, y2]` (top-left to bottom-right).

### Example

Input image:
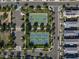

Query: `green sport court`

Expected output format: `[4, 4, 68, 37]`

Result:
[30, 32, 49, 45]
[29, 13, 48, 25]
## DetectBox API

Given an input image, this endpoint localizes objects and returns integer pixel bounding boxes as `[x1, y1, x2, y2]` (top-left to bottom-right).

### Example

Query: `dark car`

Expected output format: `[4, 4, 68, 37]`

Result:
[64, 44, 77, 48]
[64, 53, 79, 58]
[17, 51, 21, 59]
[25, 55, 31, 59]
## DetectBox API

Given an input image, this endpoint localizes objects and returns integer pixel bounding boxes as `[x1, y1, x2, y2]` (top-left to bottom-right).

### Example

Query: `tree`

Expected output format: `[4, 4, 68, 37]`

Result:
[21, 17, 24, 20]
[0, 40, 5, 48]
[11, 23, 16, 29]
[26, 18, 29, 23]
[46, 23, 51, 32]
[39, 52, 43, 56]
[2, 6, 6, 11]
[43, 2, 47, 6]
[34, 22, 38, 27]
[43, 3, 48, 8]
[6, 23, 11, 31]
[21, 23, 24, 28]
[21, 23, 25, 31]
[14, 5, 18, 9]
[26, 12, 29, 16]
[10, 51, 14, 58]
[44, 43, 49, 48]
[1, 23, 6, 32]
[27, 22, 32, 31]
[29, 5, 34, 9]
[21, 36, 25, 41]
[0, 5, 1, 10]
[5, 24, 10, 31]
[40, 23, 44, 30]
[67, 3, 70, 6]
[3, 12, 8, 19]
[0, 20, 1, 25]
[37, 5, 41, 9]
[24, 3, 28, 6]
[29, 42, 34, 48]
[49, 57, 52, 59]
[33, 22, 38, 31]
[21, 7, 25, 12]
[5, 5, 11, 11]
[62, 4, 66, 8]
[32, 45, 36, 52]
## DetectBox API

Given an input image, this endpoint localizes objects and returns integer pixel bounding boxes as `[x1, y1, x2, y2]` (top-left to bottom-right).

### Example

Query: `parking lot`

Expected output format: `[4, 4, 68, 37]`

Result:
[12, 9, 24, 47]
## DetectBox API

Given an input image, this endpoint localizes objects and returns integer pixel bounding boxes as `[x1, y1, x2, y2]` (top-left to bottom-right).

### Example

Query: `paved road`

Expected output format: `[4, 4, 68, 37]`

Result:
[48, 6, 60, 59]
[12, 10, 24, 47]
[54, 6, 60, 59]
[0, 1, 79, 7]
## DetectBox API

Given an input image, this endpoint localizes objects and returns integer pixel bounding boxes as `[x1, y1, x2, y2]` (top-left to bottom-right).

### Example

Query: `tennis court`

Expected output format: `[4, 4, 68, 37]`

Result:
[29, 13, 48, 25]
[30, 32, 49, 45]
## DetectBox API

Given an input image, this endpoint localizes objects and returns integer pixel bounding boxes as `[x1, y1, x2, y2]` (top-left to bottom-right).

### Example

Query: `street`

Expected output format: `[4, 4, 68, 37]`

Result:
[47, 6, 60, 59]
[0, 1, 79, 6]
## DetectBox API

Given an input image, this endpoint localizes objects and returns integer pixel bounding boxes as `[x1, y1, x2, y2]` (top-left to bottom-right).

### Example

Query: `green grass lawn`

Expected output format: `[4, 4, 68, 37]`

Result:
[0, 32, 10, 42]
[0, 57, 4, 59]
[0, 32, 14, 49]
